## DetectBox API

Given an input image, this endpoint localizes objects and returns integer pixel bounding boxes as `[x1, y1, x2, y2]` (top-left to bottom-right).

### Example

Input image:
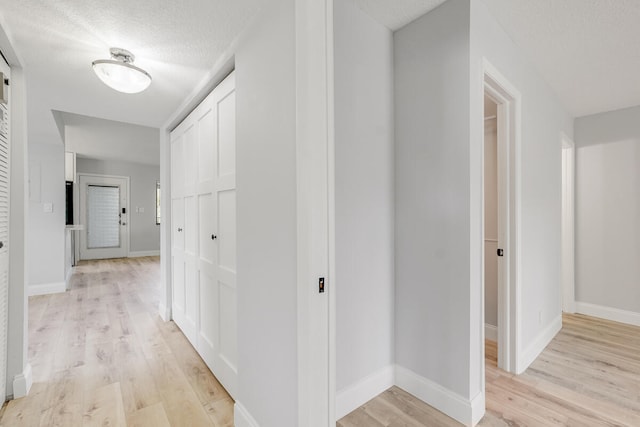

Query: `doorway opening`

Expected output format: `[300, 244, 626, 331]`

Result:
[482, 60, 522, 379]
[483, 95, 499, 365]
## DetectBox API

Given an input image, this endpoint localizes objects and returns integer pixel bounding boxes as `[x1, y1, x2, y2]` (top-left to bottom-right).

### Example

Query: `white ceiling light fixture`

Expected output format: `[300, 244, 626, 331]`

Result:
[92, 48, 152, 94]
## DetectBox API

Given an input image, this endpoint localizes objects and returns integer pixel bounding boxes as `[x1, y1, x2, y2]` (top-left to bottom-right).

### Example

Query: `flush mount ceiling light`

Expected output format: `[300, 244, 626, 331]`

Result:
[92, 48, 152, 94]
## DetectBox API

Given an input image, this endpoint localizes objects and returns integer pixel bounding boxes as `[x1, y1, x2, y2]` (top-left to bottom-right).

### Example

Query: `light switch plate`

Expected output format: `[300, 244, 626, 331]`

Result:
[43, 202, 53, 213]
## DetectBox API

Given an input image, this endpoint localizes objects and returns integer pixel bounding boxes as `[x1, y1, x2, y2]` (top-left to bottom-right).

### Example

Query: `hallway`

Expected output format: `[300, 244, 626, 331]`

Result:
[0, 257, 233, 426]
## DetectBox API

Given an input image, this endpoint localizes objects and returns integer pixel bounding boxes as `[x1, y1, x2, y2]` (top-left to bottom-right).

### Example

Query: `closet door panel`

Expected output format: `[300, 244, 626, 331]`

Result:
[198, 105, 216, 187]
[183, 125, 198, 190]
[218, 92, 236, 178]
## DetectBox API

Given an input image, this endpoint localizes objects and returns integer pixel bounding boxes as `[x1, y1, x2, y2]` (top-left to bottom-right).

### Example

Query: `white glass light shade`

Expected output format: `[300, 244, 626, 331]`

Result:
[92, 60, 152, 94]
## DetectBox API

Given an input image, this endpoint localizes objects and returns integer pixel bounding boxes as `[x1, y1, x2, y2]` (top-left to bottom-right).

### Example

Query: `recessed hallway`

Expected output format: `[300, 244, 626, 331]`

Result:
[339, 314, 640, 426]
[0, 257, 233, 427]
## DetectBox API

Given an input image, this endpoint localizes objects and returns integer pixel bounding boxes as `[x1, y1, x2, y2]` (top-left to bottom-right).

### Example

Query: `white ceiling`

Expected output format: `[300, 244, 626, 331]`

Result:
[482, 0, 640, 117]
[56, 111, 160, 166]
[353, 0, 640, 118]
[1, 0, 638, 147]
[0, 0, 266, 146]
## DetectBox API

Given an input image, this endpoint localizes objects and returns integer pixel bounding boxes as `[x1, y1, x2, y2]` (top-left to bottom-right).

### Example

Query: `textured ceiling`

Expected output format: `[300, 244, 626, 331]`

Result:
[3, 0, 639, 146]
[482, 0, 640, 117]
[353, 0, 640, 118]
[0, 0, 266, 145]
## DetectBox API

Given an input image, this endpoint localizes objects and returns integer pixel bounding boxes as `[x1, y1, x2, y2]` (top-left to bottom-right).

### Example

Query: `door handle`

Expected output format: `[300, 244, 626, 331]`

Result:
[0, 241, 3, 249]
[497, 248, 504, 257]
[211, 234, 217, 240]
[178, 228, 183, 232]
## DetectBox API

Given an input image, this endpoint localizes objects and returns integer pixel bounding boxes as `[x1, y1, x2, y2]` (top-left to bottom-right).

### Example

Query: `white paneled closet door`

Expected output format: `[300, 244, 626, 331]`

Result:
[0, 62, 10, 401]
[170, 72, 237, 398]
[171, 124, 197, 344]
[195, 74, 237, 397]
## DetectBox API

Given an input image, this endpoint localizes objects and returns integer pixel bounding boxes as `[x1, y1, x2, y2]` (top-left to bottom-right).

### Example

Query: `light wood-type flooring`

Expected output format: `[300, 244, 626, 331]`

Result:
[2, 258, 639, 426]
[339, 313, 640, 426]
[0, 257, 233, 427]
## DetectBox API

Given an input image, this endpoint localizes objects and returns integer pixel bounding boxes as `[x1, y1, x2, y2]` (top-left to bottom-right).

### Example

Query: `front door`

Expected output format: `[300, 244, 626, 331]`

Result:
[79, 174, 128, 260]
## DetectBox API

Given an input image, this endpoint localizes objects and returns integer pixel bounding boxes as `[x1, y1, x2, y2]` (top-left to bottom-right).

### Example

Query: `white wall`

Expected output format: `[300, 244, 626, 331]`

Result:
[470, 0, 574, 379]
[28, 143, 65, 289]
[484, 116, 498, 328]
[394, 0, 472, 401]
[235, 0, 298, 425]
[334, 0, 395, 412]
[76, 158, 160, 253]
[394, 0, 574, 422]
[574, 106, 640, 317]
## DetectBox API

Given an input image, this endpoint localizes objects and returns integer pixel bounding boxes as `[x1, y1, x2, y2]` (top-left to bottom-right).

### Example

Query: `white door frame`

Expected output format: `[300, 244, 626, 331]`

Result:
[77, 173, 130, 260]
[482, 59, 522, 376]
[561, 135, 575, 313]
[296, 0, 335, 425]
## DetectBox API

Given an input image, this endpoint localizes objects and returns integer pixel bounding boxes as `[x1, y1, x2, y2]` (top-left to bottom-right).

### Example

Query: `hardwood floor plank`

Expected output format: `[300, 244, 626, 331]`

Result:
[82, 382, 126, 427]
[126, 402, 171, 427]
[0, 257, 234, 427]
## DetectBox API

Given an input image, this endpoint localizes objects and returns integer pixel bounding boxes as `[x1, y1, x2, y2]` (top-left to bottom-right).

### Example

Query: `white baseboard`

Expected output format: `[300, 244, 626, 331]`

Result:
[13, 363, 32, 398]
[484, 323, 497, 342]
[470, 391, 485, 426]
[336, 365, 394, 420]
[234, 401, 259, 427]
[29, 281, 66, 296]
[395, 365, 479, 426]
[158, 303, 171, 322]
[128, 250, 160, 258]
[575, 301, 640, 327]
[518, 314, 562, 374]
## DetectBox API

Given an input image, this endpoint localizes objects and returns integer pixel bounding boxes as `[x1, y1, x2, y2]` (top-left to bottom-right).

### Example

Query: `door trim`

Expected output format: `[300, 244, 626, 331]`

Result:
[561, 134, 575, 314]
[482, 59, 522, 380]
[77, 173, 130, 260]
[295, 0, 335, 425]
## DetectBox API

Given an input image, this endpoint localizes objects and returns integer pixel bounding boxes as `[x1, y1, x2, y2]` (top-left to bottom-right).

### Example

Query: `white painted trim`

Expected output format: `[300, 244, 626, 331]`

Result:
[336, 365, 394, 420]
[470, 392, 485, 426]
[77, 173, 131, 261]
[28, 282, 66, 296]
[234, 401, 260, 427]
[65, 265, 73, 289]
[518, 315, 562, 374]
[485, 324, 497, 342]
[128, 250, 160, 258]
[483, 58, 522, 375]
[395, 365, 479, 427]
[159, 130, 172, 327]
[158, 303, 171, 322]
[295, 0, 334, 425]
[575, 302, 640, 327]
[12, 363, 32, 398]
[561, 134, 576, 314]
